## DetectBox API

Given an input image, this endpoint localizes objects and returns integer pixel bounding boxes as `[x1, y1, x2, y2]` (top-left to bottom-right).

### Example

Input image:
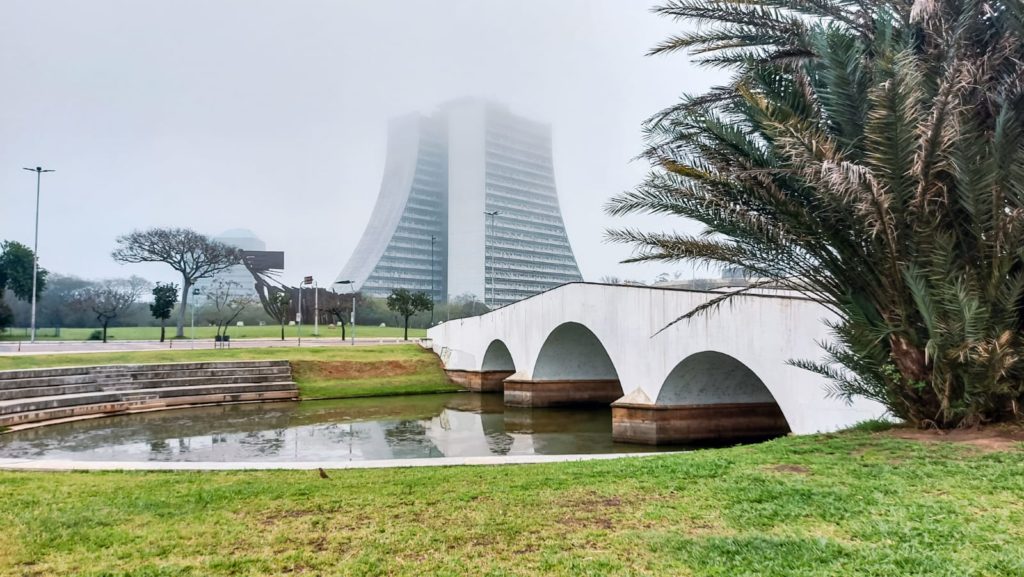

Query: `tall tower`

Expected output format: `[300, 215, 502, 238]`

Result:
[337, 99, 582, 308]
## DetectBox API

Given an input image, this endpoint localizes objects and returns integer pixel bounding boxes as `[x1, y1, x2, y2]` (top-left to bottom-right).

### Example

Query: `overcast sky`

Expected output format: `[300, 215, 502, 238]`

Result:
[1, 0, 726, 289]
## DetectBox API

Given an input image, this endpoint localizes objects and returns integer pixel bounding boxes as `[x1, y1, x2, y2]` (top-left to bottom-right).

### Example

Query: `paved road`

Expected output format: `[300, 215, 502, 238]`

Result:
[0, 337, 426, 356]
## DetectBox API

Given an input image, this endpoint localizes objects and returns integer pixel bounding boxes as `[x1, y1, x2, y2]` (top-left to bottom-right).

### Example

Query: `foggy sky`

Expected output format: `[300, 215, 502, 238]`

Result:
[1, 1, 726, 291]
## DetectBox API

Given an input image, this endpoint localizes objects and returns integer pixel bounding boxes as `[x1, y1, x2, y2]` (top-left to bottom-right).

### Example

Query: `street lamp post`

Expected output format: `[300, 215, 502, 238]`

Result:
[334, 280, 356, 346]
[430, 235, 436, 325]
[313, 280, 319, 337]
[22, 166, 54, 343]
[191, 287, 200, 349]
[298, 276, 312, 347]
[484, 210, 500, 307]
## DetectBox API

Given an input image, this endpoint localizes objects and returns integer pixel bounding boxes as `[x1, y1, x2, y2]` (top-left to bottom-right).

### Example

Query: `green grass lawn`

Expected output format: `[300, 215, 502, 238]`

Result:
[0, 345, 458, 400]
[0, 431, 1021, 576]
[0, 324, 426, 341]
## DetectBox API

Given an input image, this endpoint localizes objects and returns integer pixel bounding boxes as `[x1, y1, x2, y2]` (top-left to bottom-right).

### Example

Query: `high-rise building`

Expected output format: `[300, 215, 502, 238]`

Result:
[337, 99, 582, 308]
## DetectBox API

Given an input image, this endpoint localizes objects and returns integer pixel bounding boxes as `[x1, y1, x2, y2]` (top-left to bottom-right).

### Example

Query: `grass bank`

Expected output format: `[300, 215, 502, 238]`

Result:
[0, 431, 1021, 576]
[0, 345, 459, 400]
[0, 324, 426, 341]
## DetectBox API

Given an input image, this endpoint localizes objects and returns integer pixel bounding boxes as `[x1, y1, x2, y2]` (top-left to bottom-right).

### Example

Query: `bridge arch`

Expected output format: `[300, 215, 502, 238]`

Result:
[533, 322, 618, 381]
[657, 351, 782, 409]
[481, 339, 516, 372]
[618, 350, 791, 443]
[504, 322, 623, 407]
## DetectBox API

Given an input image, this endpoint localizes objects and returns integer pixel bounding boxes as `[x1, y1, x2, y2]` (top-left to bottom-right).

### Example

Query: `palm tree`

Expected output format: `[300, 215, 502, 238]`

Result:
[608, 0, 1024, 427]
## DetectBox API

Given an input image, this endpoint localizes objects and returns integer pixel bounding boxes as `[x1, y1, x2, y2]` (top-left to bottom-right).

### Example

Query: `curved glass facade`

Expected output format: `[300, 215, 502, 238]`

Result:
[338, 99, 582, 308]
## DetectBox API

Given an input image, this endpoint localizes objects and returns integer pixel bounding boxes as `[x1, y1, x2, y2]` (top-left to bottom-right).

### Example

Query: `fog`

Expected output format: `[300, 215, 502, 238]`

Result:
[1, 0, 726, 289]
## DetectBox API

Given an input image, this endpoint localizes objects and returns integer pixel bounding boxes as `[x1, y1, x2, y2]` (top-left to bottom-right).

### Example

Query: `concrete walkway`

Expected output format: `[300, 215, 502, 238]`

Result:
[0, 452, 676, 471]
[0, 337, 423, 356]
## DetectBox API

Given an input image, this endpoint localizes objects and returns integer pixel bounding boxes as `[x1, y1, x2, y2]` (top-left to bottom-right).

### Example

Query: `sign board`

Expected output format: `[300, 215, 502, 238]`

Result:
[296, 313, 302, 322]
[303, 276, 314, 285]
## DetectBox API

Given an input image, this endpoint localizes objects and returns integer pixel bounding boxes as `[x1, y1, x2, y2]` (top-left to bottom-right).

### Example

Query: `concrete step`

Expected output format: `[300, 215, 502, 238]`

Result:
[0, 365, 292, 392]
[0, 360, 290, 382]
[0, 374, 297, 402]
[0, 389, 299, 429]
[0, 381, 298, 418]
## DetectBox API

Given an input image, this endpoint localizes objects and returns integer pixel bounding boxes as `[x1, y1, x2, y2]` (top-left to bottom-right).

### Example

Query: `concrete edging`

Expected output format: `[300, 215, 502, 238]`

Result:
[0, 452, 682, 472]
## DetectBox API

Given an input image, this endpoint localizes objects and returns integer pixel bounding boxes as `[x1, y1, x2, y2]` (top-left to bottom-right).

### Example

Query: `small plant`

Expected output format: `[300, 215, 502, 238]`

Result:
[87, 329, 104, 341]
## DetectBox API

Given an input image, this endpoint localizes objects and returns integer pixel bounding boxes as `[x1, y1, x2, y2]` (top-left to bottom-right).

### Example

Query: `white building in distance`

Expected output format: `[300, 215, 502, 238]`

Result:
[336, 98, 583, 308]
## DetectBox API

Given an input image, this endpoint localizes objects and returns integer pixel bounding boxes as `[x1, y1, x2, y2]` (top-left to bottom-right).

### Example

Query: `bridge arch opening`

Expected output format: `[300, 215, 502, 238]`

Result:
[505, 322, 623, 407]
[481, 340, 515, 372]
[615, 351, 791, 444]
[533, 322, 619, 381]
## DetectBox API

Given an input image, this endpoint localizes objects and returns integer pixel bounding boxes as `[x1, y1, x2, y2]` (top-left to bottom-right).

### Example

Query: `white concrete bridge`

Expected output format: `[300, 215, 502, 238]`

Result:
[427, 283, 884, 445]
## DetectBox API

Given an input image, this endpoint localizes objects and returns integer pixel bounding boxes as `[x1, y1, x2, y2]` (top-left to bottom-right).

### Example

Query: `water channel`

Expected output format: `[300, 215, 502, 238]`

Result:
[0, 393, 681, 462]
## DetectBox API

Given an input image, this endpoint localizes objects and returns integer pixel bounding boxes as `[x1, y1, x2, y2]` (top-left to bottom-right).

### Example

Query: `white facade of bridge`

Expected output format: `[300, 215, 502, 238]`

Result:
[427, 283, 884, 435]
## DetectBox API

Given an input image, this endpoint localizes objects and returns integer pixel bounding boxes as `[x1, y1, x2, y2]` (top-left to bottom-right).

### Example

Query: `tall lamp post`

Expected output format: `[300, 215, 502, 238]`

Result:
[484, 210, 500, 307]
[334, 280, 355, 346]
[313, 279, 319, 337]
[22, 166, 54, 343]
[430, 235, 436, 325]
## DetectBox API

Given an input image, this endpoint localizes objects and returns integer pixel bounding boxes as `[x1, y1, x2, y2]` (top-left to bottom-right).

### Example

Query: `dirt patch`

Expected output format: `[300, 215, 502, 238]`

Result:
[290, 360, 426, 381]
[765, 464, 811, 475]
[885, 424, 1024, 453]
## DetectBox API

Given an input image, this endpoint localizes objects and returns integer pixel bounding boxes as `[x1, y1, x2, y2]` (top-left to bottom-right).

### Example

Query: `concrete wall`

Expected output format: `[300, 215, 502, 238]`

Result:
[428, 283, 886, 435]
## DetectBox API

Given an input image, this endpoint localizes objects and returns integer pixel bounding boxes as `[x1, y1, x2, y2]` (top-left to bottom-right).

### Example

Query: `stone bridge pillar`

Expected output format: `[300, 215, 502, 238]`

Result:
[445, 369, 514, 393]
[503, 378, 623, 408]
[611, 396, 790, 444]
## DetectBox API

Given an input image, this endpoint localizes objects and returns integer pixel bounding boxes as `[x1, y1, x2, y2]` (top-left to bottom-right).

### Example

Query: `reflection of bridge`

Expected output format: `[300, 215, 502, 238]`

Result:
[428, 283, 885, 444]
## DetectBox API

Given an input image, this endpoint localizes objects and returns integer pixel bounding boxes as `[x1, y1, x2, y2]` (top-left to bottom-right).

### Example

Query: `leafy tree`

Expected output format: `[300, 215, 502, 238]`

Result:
[608, 0, 1024, 427]
[0, 240, 47, 302]
[150, 283, 179, 342]
[386, 288, 433, 341]
[38, 274, 94, 337]
[112, 228, 241, 338]
[72, 277, 149, 343]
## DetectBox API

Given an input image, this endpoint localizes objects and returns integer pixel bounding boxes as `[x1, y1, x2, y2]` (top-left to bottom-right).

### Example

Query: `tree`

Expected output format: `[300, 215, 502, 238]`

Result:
[112, 228, 241, 338]
[203, 279, 256, 341]
[73, 277, 149, 343]
[270, 291, 290, 341]
[386, 288, 432, 341]
[38, 274, 94, 337]
[150, 283, 179, 343]
[321, 290, 360, 340]
[0, 241, 47, 302]
[608, 0, 1024, 427]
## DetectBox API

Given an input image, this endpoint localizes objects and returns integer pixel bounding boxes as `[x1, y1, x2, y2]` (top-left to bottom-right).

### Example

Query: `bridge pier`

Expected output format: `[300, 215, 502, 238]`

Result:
[611, 400, 790, 445]
[445, 370, 514, 393]
[503, 378, 622, 407]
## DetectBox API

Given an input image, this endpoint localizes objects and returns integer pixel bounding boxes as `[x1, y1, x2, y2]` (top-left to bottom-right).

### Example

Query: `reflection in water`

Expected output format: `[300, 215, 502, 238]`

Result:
[0, 393, 678, 462]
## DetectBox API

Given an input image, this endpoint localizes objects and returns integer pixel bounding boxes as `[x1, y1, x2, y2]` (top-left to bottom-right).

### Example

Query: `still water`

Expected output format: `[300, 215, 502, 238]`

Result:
[0, 393, 678, 462]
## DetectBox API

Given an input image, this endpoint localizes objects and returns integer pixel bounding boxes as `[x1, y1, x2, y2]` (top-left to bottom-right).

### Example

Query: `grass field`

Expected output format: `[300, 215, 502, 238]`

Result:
[0, 324, 426, 341]
[0, 430, 1021, 576]
[0, 345, 458, 400]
